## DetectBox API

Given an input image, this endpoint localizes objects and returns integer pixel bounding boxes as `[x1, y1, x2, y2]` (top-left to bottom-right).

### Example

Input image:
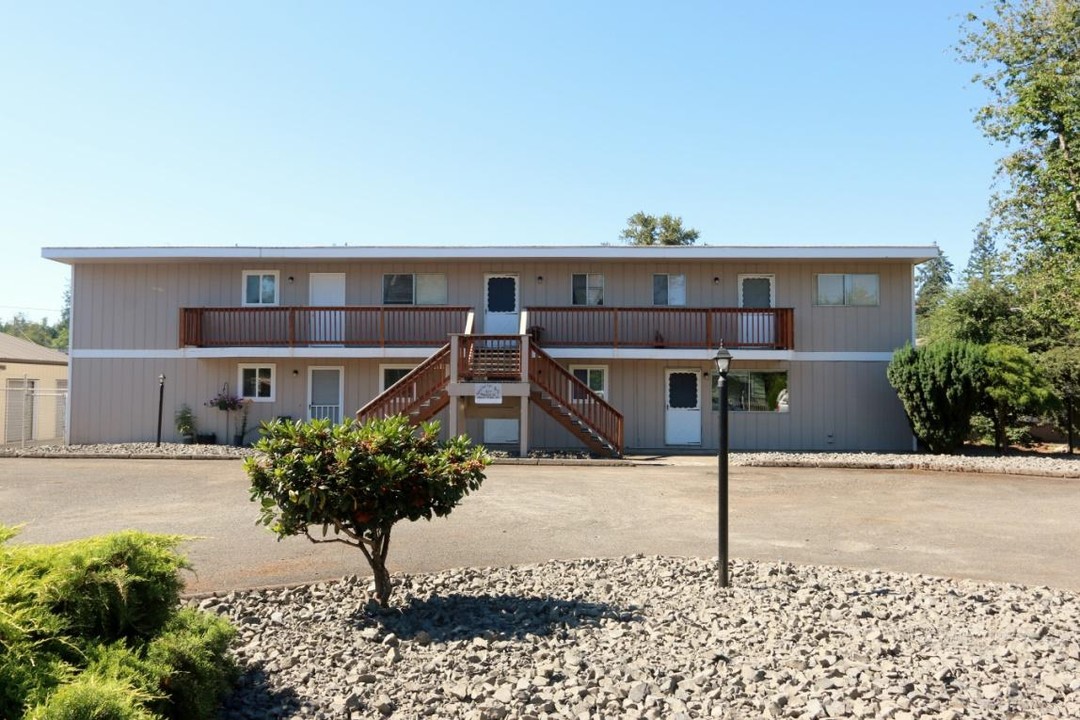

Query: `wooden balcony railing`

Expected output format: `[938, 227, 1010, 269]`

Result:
[524, 307, 795, 350]
[180, 306, 471, 347]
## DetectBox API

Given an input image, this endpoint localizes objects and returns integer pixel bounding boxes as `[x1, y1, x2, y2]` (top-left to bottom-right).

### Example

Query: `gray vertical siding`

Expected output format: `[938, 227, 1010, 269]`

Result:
[67, 258, 916, 449]
[72, 260, 913, 352]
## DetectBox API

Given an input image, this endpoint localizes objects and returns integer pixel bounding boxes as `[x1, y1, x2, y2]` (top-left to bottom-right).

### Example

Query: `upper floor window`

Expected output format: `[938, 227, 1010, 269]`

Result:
[572, 273, 604, 306]
[570, 365, 607, 400]
[815, 273, 879, 306]
[653, 274, 686, 306]
[243, 271, 279, 306]
[382, 273, 448, 305]
[239, 364, 275, 402]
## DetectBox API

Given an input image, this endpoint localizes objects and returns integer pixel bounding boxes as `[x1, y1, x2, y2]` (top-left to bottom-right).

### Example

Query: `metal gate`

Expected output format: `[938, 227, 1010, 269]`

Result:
[2, 382, 67, 446]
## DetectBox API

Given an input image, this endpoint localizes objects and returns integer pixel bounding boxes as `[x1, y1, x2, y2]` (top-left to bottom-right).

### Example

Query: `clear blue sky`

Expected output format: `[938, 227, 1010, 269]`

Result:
[1, 1, 998, 324]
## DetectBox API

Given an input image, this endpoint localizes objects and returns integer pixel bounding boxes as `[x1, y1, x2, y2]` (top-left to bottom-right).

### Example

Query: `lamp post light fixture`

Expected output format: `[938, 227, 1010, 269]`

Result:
[713, 345, 733, 588]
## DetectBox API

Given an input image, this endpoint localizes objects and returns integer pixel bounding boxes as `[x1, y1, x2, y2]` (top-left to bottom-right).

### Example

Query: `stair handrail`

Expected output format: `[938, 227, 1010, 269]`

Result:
[356, 344, 451, 423]
[528, 345, 624, 454]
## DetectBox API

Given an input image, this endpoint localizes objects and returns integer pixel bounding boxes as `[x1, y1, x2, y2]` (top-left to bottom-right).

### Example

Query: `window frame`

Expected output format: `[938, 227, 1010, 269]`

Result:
[380, 364, 416, 392]
[814, 273, 880, 307]
[569, 364, 608, 401]
[652, 273, 687, 307]
[242, 271, 280, 307]
[381, 273, 448, 306]
[712, 370, 788, 413]
[571, 273, 605, 306]
[238, 363, 276, 402]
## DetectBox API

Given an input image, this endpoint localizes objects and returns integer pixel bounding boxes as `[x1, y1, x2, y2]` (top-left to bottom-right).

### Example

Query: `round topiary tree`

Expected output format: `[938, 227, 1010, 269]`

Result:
[245, 415, 489, 606]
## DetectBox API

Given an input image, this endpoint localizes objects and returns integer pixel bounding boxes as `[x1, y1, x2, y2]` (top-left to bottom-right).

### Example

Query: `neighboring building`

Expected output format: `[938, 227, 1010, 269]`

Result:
[0, 332, 69, 445]
[43, 245, 936, 454]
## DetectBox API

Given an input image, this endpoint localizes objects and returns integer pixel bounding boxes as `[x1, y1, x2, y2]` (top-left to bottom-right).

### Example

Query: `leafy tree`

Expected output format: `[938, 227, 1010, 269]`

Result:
[886, 341, 988, 454]
[915, 251, 953, 337]
[958, 0, 1080, 345]
[1039, 345, 1080, 452]
[619, 212, 700, 246]
[923, 279, 1017, 346]
[981, 344, 1056, 454]
[246, 416, 489, 606]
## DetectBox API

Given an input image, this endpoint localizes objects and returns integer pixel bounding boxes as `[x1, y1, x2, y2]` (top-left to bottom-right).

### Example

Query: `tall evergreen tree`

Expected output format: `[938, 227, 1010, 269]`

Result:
[915, 251, 954, 336]
[963, 225, 1003, 285]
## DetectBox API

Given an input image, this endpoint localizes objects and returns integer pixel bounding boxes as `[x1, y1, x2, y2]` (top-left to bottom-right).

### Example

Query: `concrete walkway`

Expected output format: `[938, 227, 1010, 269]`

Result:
[1, 459, 1077, 594]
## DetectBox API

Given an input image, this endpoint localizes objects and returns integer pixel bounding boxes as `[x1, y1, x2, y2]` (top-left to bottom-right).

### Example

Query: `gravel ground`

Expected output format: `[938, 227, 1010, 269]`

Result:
[2, 442, 1078, 477]
[200, 556, 1080, 720]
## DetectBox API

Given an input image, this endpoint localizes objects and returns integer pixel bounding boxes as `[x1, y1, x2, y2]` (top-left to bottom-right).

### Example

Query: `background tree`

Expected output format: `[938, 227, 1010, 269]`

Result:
[0, 284, 70, 351]
[958, 0, 1080, 348]
[915, 251, 954, 338]
[619, 212, 700, 246]
[962, 225, 1004, 285]
[886, 341, 988, 454]
[1039, 346, 1080, 452]
[246, 416, 489, 606]
[981, 344, 1056, 454]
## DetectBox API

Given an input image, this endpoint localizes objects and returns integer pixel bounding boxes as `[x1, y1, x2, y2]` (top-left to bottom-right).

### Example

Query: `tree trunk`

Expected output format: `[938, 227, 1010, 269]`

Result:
[363, 525, 394, 607]
[369, 555, 393, 607]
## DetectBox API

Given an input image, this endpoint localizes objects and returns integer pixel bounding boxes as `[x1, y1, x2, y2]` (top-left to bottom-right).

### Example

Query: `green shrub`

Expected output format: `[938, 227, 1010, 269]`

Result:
[21, 531, 189, 643]
[24, 673, 158, 720]
[887, 341, 988, 453]
[247, 415, 489, 605]
[1, 528, 235, 720]
[144, 609, 237, 720]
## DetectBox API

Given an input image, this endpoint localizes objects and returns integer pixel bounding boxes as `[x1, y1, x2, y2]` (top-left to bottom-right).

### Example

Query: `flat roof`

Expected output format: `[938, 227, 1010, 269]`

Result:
[42, 244, 939, 264]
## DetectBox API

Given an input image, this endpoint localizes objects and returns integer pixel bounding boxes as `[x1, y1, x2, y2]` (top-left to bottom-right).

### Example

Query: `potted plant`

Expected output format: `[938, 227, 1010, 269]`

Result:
[174, 404, 197, 444]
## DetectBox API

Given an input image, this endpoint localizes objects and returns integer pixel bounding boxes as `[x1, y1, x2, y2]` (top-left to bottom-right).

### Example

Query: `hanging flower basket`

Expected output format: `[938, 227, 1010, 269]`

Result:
[207, 391, 245, 412]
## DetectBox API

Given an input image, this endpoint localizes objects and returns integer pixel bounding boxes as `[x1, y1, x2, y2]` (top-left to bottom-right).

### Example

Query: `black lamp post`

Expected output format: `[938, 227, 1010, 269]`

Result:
[156, 374, 166, 448]
[714, 345, 733, 588]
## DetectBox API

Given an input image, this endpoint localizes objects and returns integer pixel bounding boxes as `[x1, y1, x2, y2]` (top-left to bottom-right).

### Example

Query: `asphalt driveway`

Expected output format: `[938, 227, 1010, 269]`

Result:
[1, 458, 1077, 594]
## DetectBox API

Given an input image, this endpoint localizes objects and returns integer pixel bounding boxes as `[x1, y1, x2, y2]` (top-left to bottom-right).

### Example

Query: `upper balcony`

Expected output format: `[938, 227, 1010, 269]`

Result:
[180, 306, 472, 347]
[179, 306, 794, 350]
[525, 307, 794, 350]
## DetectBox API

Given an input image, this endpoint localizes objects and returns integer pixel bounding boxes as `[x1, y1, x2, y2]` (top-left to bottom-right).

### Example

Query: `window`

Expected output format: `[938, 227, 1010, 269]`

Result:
[653, 274, 686, 306]
[570, 365, 607, 400]
[572, 273, 604, 306]
[380, 365, 414, 391]
[815, 274, 879, 306]
[243, 271, 279, 306]
[239, 364, 275, 401]
[382, 273, 448, 305]
[713, 371, 788, 412]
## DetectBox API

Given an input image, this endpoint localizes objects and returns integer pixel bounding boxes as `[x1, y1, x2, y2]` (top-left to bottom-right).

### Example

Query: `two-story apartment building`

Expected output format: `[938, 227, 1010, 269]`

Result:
[43, 245, 935, 455]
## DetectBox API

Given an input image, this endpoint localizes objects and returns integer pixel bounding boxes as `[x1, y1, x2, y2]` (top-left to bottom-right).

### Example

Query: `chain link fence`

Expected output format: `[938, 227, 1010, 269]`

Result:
[2, 383, 67, 447]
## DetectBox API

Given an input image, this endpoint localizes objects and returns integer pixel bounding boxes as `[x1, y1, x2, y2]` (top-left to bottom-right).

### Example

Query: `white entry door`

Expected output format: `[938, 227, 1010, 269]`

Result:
[308, 367, 343, 423]
[483, 274, 519, 335]
[738, 274, 775, 347]
[665, 370, 701, 445]
[309, 273, 346, 344]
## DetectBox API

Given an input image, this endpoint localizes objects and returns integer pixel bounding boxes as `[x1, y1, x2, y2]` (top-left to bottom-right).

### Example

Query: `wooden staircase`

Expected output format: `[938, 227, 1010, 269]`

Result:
[356, 343, 451, 425]
[356, 337, 624, 458]
[527, 344, 623, 457]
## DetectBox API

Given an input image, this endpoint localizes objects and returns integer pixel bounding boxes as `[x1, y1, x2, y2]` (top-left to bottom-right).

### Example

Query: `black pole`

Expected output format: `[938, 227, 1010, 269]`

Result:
[718, 371, 730, 588]
[156, 374, 166, 448]
[1068, 398, 1075, 455]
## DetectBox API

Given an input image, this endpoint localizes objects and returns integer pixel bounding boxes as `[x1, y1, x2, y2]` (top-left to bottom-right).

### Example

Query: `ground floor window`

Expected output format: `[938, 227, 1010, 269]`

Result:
[380, 365, 414, 391]
[713, 371, 788, 412]
[239, 364, 275, 401]
[570, 365, 607, 400]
